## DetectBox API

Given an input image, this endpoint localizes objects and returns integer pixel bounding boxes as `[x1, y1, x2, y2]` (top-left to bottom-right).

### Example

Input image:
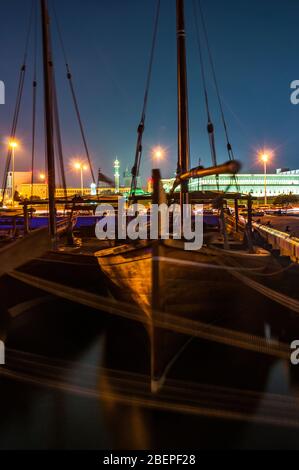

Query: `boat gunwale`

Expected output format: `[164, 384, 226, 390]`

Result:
[209, 244, 272, 259]
[95, 239, 156, 259]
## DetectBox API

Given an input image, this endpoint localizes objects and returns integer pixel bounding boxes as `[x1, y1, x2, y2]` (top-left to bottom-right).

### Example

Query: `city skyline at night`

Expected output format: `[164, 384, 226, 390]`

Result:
[0, 0, 299, 187]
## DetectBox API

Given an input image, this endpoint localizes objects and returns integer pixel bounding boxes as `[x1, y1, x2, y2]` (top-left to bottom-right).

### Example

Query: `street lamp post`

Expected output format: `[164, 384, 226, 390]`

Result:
[80, 166, 84, 195]
[74, 162, 87, 196]
[9, 140, 18, 206]
[261, 153, 269, 206]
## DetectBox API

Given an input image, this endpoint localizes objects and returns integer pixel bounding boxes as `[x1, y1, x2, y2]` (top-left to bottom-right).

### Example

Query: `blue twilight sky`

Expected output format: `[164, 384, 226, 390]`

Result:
[0, 0, 298, 187]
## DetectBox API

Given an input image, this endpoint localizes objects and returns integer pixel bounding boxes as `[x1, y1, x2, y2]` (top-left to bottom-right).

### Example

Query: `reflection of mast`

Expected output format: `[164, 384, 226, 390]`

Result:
[41, 0, 56, 244]
[176, 0, 190, 206]
[114, 157, 120, 193]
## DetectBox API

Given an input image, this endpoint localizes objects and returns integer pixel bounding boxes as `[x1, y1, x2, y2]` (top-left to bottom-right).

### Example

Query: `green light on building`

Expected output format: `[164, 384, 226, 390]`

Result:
[161, 169, 299, 197]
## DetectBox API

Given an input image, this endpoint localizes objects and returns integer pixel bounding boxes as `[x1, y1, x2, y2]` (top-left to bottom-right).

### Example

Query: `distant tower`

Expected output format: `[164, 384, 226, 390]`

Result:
[114, 157, 120, 193]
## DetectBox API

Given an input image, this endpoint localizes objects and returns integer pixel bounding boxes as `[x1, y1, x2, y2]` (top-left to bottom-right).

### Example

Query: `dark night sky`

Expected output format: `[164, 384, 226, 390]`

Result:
[0, 0, 298, 187]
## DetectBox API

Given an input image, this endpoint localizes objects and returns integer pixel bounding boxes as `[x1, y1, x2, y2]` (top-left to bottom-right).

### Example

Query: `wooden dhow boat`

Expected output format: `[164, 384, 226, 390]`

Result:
[96, 0, 273, 390]
[96, 170, 274, 390]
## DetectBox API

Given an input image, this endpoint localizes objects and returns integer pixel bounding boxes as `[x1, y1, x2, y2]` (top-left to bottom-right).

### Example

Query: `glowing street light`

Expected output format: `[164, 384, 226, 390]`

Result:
[259, 151, 270, 205]
[74, 161, 88, 195]
[9, 141, 18, 149]
[151, 146, 166, 161]
[261, 153, 269, 163]
[39, 173, 46, 182]
[9, 140, 18, 206]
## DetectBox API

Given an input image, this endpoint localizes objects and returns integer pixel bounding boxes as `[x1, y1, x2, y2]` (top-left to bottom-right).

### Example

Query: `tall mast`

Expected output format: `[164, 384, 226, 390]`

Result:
[41, 0, 56, 244]
[176, 0, 190, 206]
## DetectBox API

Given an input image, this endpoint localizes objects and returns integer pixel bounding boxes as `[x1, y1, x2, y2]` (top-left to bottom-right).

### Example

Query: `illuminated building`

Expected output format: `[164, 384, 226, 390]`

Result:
[159, 168, 299, 197]
[17, 184, 131, 200]
[6, 171, 32, 193]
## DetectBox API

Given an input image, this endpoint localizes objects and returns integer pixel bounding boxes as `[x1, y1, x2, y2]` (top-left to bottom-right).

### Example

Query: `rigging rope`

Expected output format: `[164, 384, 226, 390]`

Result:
[196, 0, 240, 192]
[197, 0, 234, 161]
[193, 0, 217, 171]
[47, 7, 68, 199]
[52, 71, 67, 198]
[1, 0, 35, 205]
[193, 0, 220, 192]
[130, 0, 161, 196]
[31, 3, 38, 200]
[51, 0, 96, 185]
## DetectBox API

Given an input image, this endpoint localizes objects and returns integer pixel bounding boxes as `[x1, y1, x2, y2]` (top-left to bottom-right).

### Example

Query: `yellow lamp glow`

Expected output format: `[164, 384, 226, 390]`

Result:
[152, 146, 166, 160]
[261, 153, 269, 163]
[74, 162, 88, 170]
[9, 140, 18, 149]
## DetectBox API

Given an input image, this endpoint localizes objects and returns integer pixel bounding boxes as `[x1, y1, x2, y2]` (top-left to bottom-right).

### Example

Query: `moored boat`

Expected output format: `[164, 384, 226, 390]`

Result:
[95, 0, 274, 390]
[95, 170, 276, 390]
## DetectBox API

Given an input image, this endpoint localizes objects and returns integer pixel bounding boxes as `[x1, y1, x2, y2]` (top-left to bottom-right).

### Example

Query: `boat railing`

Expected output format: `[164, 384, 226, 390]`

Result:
[253, 221, 299, 263]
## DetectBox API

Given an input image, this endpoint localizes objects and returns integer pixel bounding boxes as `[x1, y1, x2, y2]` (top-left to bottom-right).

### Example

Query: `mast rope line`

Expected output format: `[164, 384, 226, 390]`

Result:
[152, 256, 299, 310]
[1, 0, 36, 205]
[1, 70, 26, 203]
[46, 5, 68, 200]
[195, 0, 240, 192]
[193, 0, 218, 177]
[51, 0, 96, 185]
[197, 0, 233, 160]
[231, 269, 299, 313]
[210, 251, 299, 311]
[130, 0, 161, 196]
[31, 2, 38, 199]
[52, 71, 68, 198]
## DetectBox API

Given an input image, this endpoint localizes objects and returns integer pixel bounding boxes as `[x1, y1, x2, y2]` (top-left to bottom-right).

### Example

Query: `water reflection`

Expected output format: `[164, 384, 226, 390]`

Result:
[0, 278, 299, 449]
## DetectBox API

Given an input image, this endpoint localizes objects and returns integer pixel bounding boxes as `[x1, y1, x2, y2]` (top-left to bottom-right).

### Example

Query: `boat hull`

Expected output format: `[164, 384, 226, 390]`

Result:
[95, 239, 273, 389]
